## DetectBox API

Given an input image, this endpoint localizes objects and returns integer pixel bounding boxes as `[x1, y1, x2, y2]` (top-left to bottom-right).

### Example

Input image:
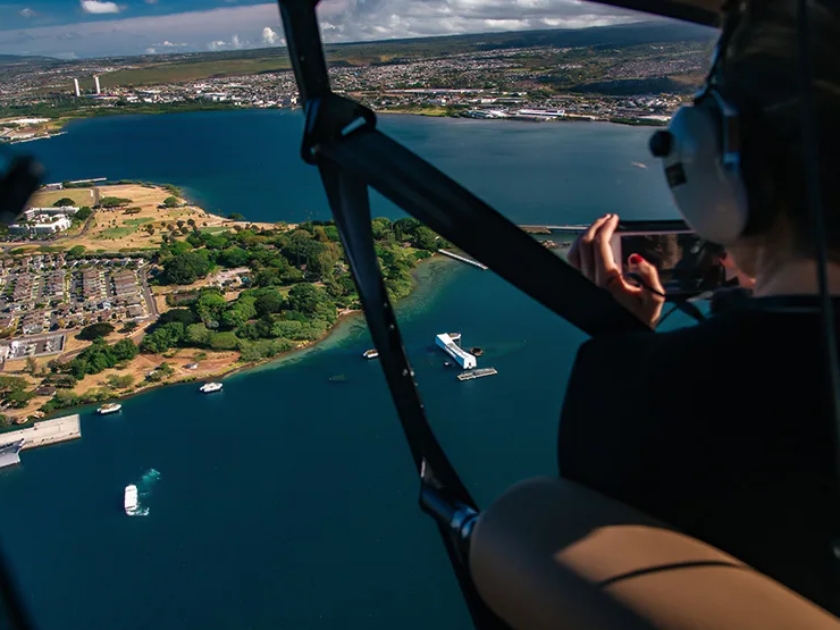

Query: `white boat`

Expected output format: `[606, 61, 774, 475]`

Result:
[199, 382, 223, 393]
[124, 484, 138, 515]
[362, 349, 379, 359]
[97, 403, 122, 415]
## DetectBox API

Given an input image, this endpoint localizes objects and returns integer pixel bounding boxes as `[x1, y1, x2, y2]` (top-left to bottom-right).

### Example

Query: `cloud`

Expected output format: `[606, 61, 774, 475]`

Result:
[80, 0, 121, 14]
[19, 8, 36, 18]
[145, 46, 156, 53]
[313, 0, 649, 41]
[144, 0, 159, 3]
[262, 26, 280, 44]
[0, 0, 681, 58]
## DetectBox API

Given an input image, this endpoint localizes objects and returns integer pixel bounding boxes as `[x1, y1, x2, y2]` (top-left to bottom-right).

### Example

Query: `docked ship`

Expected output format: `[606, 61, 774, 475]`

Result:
[0, 439, 25, 469]
[97, 403, 122, 415]
[199, 382, 223, 394]
[362, 349, 379, 359]
[124, 484, 139, 516]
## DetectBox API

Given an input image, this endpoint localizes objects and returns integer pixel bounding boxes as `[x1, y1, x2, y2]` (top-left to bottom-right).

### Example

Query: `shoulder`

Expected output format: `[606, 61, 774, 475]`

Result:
[575, 309, 752, 372]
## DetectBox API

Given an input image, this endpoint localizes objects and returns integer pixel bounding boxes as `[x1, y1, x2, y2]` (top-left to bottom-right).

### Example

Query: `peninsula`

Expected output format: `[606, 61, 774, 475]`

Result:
[0, 180, 442, 426]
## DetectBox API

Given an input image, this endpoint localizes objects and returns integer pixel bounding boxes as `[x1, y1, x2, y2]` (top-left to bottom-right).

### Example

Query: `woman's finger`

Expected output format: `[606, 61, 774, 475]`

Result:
[594, 214, 620, 287]
[634, 255, 666, 298]
[580, 214, 610, 280]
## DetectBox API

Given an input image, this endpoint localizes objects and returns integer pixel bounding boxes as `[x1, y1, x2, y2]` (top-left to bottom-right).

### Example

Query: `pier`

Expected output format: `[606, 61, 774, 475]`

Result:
[0, 414, 82, 460]
[457, 367, 498, 381]
[519, 224, 589, 234]
[436, 333, 477, 369]
[437, 249, 488, 270]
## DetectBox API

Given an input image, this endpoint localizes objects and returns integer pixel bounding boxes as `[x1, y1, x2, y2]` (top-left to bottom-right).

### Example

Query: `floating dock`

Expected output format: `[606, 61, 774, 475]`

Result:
[0, 414, 82, 468]
[436, 333, 477, 369]
[437, 249, 488, 270]
[457, 368, 498, 381]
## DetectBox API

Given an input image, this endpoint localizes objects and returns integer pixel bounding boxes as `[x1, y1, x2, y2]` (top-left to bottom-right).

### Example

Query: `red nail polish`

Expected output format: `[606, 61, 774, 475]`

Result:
[628, 253, 644, 265]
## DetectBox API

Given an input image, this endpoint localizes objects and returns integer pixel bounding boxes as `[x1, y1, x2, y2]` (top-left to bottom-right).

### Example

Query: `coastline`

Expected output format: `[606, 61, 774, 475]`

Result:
[3, 104, 666, 143]
[26, 254, 457, 420]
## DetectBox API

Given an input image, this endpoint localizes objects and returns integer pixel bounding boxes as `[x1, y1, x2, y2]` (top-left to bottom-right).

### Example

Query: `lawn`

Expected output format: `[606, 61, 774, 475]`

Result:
[123, 218, 155, 226]
[97, 226, 137, 240]
[29, 188, 96, 208]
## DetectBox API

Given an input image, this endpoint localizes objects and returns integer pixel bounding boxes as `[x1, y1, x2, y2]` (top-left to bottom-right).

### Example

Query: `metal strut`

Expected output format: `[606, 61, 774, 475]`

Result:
[276, 0, 650, 627]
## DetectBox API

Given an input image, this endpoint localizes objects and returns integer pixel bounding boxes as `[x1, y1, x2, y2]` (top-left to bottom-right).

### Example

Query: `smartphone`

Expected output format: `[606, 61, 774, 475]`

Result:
[612, 220, 727, 297]
[549, 219, 729, 298]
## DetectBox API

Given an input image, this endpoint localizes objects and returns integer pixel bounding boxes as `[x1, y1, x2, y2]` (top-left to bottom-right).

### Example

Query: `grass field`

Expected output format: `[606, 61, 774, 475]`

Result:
[29, 188, 96, 208]
[97, 226, 136, 240]
[13, 183, 281, 252]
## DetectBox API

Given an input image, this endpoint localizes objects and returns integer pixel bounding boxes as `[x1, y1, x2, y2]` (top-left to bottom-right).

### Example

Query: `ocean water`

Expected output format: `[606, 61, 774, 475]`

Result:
[0, 110, 682, 630]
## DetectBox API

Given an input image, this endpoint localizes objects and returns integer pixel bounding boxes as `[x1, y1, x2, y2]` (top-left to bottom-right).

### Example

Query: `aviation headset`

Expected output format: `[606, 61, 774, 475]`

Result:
[650, 2, 770, 246]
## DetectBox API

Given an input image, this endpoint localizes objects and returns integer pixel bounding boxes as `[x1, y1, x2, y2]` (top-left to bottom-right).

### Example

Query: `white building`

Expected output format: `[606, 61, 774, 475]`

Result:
[9, 215, 72, 235]
[435, 333, 477, 369]
[23, 206, 79, 219]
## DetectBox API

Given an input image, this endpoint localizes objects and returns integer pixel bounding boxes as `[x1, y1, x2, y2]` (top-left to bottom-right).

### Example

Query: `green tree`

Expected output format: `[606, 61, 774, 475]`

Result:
[194, 291, 227, 325]
[78, 322, 115, 341]
[287, 283, 327, 314]
[228, 212, 245, 220]
[112, 339, 138, 361]
[209, 331, 239, 351]
[412, 226, 439, 251]
[163, 251, 211, 284]
[53, 197, 76, 207]
[107, 374, 135, 389]
[68, 245, 87, 258]
[393, 217, 421, 241]
[75, 206, 92, 221]
[185, 323, 212, 346]
[99, 196, 133, 208]
[157, 309, 196, 326]
[218, 246, 250, 268]
[254, 289, 285, 317]
[163, 196, 180, 208]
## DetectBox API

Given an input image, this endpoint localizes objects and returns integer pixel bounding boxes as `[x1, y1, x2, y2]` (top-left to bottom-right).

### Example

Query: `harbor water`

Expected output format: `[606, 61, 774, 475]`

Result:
[0, 110, 681, 630]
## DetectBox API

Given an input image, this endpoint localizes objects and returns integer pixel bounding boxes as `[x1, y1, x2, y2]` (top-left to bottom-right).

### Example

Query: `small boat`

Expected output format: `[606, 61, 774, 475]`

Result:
[124, 484, 139, 515]
[362, 349, 379, 359]
[97, 403, 122, 415]
[470, 347, 484, 357]
[199, 382, 223, 393]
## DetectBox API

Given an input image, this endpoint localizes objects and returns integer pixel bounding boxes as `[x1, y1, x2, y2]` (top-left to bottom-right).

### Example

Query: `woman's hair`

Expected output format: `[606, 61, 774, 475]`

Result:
[720, 0, 840, 255]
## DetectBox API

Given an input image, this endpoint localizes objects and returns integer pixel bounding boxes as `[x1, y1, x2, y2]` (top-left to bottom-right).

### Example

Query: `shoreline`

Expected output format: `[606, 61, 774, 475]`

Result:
[3, 104, 667, 142]
[39, 255, 456, 419]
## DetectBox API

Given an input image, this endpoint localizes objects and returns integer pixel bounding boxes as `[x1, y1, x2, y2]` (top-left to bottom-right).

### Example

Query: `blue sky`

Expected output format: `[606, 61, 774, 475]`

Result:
[0, 0, 650, 59]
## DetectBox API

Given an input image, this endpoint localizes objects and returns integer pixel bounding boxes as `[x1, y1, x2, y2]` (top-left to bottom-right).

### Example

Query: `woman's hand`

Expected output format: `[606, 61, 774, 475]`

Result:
[568, 214, 666, 329]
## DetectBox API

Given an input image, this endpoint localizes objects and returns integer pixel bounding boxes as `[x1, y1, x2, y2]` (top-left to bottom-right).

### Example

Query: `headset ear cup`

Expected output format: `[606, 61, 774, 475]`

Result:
[658, 102, 750, 245]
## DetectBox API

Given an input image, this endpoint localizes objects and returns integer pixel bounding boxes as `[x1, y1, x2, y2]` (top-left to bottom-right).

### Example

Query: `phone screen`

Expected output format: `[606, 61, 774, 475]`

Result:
[613, 230, 727, 296]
